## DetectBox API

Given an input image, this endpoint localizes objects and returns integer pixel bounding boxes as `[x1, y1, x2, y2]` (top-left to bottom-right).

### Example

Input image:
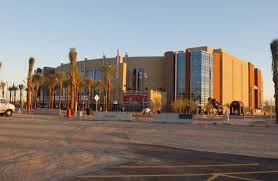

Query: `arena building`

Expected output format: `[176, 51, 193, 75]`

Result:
[50, 46, 263, 112]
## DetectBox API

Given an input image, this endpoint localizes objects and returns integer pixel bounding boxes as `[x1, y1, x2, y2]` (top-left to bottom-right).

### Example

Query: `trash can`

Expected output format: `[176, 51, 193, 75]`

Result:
[86, 108, 93, 115]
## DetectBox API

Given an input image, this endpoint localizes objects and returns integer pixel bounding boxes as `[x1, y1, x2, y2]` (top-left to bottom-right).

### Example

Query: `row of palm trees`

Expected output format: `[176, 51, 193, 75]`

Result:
[26, 48, 116, 115]
[0, 82, 25, 104]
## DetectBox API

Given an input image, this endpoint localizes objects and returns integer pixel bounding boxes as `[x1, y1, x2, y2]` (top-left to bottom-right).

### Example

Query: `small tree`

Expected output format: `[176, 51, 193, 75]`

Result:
[171, 99, 186, 113]
[205, 102, 215, 115]
[152, 96, 162, 112]
[188, 100, 198, 114]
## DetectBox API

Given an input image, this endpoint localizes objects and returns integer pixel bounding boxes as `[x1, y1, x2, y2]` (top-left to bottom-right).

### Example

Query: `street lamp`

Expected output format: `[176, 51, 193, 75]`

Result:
[84, 56, 88, 77]
[60, 59, 64, 72]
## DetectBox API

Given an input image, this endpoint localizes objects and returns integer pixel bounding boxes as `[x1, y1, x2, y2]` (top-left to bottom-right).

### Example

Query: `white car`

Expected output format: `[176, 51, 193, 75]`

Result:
[0, 98, 15, 116]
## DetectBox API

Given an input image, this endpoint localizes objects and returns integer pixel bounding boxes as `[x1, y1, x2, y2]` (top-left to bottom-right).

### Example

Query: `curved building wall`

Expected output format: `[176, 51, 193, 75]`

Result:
[53, 46, 263, 110]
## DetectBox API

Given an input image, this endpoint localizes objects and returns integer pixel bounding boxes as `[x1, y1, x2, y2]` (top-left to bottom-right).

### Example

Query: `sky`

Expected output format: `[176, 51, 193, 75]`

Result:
[0, 0, 277, 100]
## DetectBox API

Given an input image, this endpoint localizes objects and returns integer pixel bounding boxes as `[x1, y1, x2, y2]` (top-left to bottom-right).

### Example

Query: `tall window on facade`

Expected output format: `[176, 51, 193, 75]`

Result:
[190, 51, 213, 106]
[132, 68, 144, 92]
[175, 52, 186, 99]
[87, 70, 102, 80]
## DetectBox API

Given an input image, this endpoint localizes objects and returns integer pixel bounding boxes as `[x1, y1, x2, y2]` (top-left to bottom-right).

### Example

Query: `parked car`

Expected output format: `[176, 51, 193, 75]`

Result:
[0, 98, 15, 116]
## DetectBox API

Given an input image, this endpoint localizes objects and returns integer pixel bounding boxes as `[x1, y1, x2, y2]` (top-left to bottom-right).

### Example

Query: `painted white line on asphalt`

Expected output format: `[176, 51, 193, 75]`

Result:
[77, 170, 278, 178]
[206, 174, 221, 181]
[221, 174, 261, 181]
[115, 163, 259, 168]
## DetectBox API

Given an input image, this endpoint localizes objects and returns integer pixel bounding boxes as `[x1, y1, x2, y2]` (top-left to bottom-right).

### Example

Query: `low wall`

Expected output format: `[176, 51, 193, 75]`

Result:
[154, 113, 192, 123]
[32, 108, 61, 115]
[94, 112, 133, 121]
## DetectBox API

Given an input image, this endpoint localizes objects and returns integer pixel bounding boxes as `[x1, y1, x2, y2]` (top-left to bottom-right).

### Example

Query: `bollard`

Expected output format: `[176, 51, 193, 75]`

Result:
[76, 111, 83, 121]
[67, 109, 71, 118]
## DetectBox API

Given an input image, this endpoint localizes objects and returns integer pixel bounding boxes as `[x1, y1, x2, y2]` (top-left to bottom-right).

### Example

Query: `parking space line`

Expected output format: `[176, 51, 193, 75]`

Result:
[206, 174, 221, 181]
[221, 174, 261, 181]
[115, 163, 259, 168]
[77, 170, 278, 178]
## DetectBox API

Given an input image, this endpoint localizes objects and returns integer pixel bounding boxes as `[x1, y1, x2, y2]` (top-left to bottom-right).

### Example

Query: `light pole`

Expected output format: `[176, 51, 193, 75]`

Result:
[84, 56, 87, 77]
[60, 60, 64, 72]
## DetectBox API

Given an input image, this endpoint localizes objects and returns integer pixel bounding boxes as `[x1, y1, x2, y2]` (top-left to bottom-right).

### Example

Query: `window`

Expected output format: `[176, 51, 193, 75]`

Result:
[176, 52, 186, 98]
[190, 51, 213, 107]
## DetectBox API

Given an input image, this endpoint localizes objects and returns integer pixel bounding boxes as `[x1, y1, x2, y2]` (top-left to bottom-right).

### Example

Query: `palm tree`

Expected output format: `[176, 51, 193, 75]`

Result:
[8, 86, 13, 103]
[43, 74, 57, 109]
[271, 39, 278, 124]
[102, 64, 116, 111]
[76, 75, 86, 111]
[18, 84, 25, 108]
[69, 48, 78, 115]
[96, 80, 105, 110]
[63, 78, 71, 110]
[56, 71, 66, 110]
[32, 73, 42, 108]
[0, 81, 7, 98]
[85, 78, 95, 109]
[27, 57, 35, 113]
[13, 85, 18, 105]
[0, 62, 2, 69]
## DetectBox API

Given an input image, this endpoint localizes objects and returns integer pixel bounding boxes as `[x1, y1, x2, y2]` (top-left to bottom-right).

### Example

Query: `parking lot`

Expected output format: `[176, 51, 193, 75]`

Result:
[75, 143, 278, 181]
[0, 113, 278, 180]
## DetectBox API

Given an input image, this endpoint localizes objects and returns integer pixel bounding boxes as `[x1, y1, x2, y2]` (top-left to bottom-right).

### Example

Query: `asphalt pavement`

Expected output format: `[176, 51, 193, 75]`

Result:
[75, 143, 278, 181]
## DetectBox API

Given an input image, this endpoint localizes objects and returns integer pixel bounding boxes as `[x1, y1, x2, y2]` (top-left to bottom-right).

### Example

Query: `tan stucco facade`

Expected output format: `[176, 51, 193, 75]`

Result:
[54, 46, 263, 111]
[221, 51, 249, 107]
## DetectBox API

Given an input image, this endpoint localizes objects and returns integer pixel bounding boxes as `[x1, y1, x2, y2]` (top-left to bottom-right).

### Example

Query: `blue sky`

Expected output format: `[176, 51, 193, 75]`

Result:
[0, 0, 277, 100]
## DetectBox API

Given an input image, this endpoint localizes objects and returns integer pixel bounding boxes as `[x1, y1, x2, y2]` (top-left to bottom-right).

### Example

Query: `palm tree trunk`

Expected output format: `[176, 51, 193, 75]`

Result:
[107, 79, 110, 111]
[59, 86, 62, 110]
[87, 87, 91, 109]
[275, 82, 278, 124]
[66, 89, 68, 109]
[9, 91, 12, 103]
[71, 82, 76, 115]
[27, 79, 32, 113]
[13, 91, 16, 105]
[52, 86, 55, 109]
[35, 87, 38, 109]
[48, 89, 51, 109]
[98, 82, 101, 110]
[20, 89, 22, 108]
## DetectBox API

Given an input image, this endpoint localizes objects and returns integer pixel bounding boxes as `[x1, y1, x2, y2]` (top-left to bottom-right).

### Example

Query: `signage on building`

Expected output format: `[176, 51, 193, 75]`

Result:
[123, 92, 148, 103]
[54, 96, 88, 101]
